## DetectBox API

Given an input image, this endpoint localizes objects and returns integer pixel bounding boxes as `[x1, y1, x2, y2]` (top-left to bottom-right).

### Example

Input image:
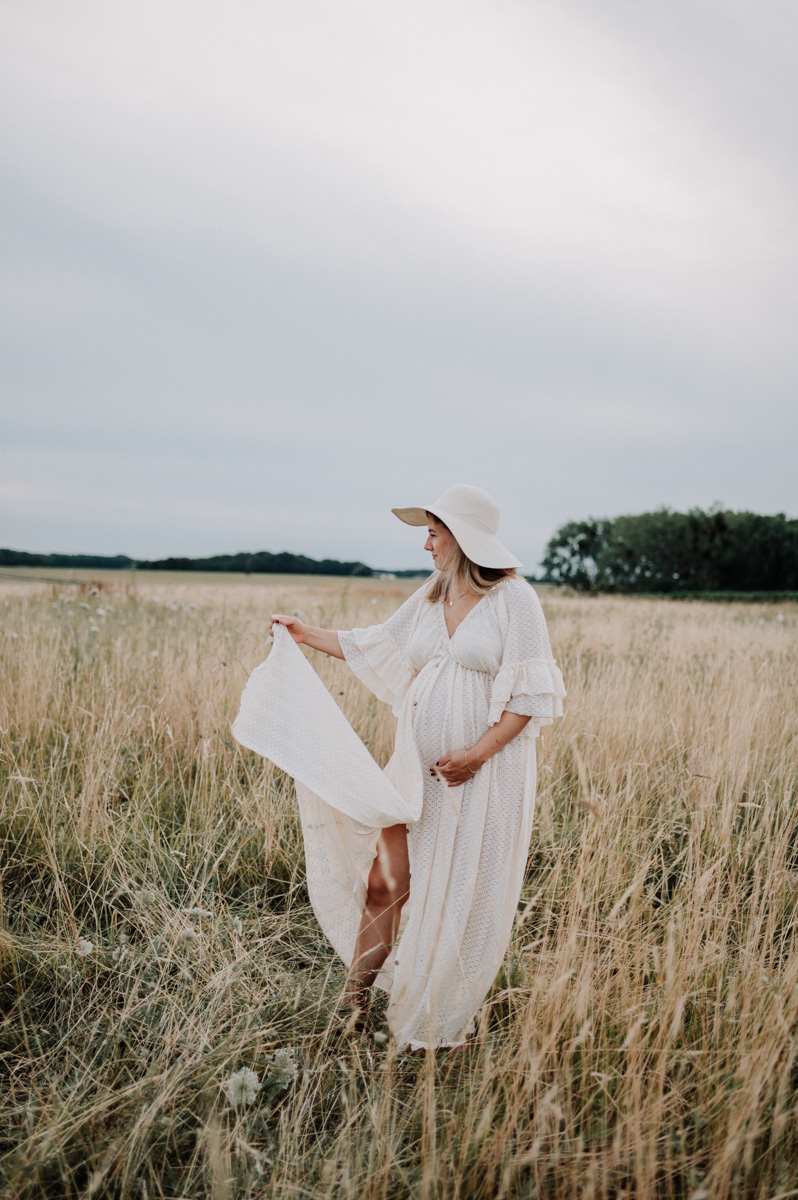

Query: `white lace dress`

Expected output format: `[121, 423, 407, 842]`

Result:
[335, 575, 565, 1049]
[233, 575, 565, 1050]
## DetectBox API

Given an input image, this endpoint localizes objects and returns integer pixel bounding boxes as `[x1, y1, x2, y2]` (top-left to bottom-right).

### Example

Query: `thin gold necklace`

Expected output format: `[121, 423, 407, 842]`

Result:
[447, 591, 470, 607]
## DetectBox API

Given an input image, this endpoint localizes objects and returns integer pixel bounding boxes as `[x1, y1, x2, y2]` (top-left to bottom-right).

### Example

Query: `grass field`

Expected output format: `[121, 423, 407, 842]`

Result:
[1, 571, 797, 1199]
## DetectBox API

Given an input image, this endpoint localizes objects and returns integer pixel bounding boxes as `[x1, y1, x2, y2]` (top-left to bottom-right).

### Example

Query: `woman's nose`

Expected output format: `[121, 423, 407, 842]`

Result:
[424, 537, 432, 551]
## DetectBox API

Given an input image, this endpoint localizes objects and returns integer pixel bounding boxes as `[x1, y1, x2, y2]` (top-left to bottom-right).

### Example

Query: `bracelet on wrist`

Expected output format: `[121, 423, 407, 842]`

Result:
[464, 749, 479, 776]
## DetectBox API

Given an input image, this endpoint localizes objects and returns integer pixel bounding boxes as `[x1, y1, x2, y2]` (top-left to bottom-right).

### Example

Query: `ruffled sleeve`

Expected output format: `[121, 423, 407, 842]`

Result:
[337, 583, 428, 714]
[488, 580, 566, 737]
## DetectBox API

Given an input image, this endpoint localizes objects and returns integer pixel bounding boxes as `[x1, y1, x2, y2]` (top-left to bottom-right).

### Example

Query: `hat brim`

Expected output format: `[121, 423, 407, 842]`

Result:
[391, 505, 523, 570]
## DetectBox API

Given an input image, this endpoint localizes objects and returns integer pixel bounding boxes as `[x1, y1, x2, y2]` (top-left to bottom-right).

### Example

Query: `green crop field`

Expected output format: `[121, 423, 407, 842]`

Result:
[1, 572, 797, 1199]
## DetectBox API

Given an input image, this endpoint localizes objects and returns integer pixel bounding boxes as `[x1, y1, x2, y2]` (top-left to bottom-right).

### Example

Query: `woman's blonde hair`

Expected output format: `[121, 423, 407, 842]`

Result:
[426, 516, 516, 604]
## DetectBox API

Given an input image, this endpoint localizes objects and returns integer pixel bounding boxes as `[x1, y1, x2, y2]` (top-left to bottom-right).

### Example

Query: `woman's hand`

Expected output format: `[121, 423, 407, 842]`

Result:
[269, 615, 345, 660]
[431, 749, 481, 787]
[270, 614, 308, 644]
[430, 713, 532, 786]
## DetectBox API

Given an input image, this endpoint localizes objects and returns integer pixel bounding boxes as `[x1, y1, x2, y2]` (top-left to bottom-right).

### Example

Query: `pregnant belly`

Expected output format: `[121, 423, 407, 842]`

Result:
[409, 660, 493, 765]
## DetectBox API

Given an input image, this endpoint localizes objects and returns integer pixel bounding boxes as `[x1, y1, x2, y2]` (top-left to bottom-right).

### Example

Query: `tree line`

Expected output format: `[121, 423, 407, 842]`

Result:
[0, 548, 373, 577]
[541, 508, 798, 593]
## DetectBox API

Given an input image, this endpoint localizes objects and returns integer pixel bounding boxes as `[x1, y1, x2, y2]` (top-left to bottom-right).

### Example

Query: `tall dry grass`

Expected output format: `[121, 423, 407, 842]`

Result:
[1, 572, 797, 1199]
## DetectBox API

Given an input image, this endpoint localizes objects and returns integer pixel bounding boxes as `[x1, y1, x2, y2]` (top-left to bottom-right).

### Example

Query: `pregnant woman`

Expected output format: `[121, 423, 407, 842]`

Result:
[254, 485, 565, 1051]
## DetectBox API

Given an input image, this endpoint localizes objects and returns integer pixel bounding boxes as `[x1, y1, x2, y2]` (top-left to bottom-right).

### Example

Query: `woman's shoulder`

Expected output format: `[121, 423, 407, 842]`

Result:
[495, 575, 544, 615]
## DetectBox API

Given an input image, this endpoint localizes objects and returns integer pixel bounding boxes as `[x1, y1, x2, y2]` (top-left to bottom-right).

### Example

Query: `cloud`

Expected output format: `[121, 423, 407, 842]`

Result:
[0, 0, 795, 568]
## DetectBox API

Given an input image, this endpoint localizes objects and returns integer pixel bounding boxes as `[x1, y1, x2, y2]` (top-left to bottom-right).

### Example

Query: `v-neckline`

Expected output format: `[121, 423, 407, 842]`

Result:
[441, 594, 485, 642]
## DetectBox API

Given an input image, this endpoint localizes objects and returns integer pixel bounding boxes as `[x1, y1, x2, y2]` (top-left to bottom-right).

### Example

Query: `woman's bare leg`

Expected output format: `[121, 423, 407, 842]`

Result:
[341, 823, 410, 1007]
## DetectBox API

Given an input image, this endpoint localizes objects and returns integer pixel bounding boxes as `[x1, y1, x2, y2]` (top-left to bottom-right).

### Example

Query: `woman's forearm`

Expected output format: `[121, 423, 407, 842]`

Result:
[471, 711, 531, 766]
[302, 626, 345, 659]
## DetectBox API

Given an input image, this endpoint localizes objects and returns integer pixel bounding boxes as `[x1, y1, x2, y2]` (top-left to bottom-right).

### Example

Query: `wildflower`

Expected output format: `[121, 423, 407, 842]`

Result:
[232, 916, 243, 937]
[76, 938, 94, 957]
[90, 626, 100, 633]
[88, 588, 100, 597]
[79, 602, 90, 610]
[96, 607, 105, 616]
[112, 944, 131, 964]
[10, 632, 19, 640]
[177, 926, 199, 941]
[373, 1031, 388, 1045]
[224, 1067, 261, 1107]
[777, 613, 785, 623]
[181, 907, 213, 918]
[185, 603, 197, 611]
[151, 650, 159, 658]
[134, 889, 158, 907]
[758, 618, 765, 625]
[266, 1048, 297, 1090]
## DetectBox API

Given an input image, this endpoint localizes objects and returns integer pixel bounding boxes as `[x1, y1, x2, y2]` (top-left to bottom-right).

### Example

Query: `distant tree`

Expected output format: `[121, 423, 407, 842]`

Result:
[0, 549, 133, 569]
[138, 550, 374, 577]
[142, 557, 195, 571]
[540, 519, 612, 589]
[540, 509, 798, 593]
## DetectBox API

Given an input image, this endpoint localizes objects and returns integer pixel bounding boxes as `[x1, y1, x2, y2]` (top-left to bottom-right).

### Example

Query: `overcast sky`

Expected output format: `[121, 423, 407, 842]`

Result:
[2, 0, 796, 571]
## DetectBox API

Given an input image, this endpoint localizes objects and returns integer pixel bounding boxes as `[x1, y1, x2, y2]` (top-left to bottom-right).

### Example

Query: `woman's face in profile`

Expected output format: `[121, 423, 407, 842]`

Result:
[424, 517, 456, 570]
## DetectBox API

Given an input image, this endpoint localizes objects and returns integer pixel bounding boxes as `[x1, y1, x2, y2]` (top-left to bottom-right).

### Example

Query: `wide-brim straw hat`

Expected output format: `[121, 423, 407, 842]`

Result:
[392, 484, 522, 570]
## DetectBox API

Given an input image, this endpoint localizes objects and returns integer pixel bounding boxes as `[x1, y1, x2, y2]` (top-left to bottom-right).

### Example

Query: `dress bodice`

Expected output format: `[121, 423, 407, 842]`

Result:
[405, 594, 505, 676]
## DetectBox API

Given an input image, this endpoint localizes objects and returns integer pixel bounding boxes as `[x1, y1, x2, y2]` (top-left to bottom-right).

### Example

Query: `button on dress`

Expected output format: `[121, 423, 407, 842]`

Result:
[233, 576, 565, 1051]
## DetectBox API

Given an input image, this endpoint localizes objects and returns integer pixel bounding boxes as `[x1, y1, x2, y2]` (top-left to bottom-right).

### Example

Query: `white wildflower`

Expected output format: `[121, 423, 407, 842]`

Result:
[181, 907, 213, 918]
[79, 602, 90, 610]
[370, 598, 378, 605]
[266, 1048, 297, 1090]
[373, 1031, 388, 1045]
[177, 926, 199, 941]
[134, 889, 158, 907]
[172, 850, 186, 859]
[96, 607, 106, 616]
[224, 1067, 261, 1107]
[88, 588, 100, 596]
[151, 650, 159, 658]
[758, 618, 765, 625]
[232, 916, 243, 937]
[90, 626, 100, 633]
[151, 595, 161, 602]
[76, 938, 94, 957]
[112, 944, 131, 964]
[185, 603, 197, 611]
[10, 632, 19, 640]
[777, 613, 785, 623]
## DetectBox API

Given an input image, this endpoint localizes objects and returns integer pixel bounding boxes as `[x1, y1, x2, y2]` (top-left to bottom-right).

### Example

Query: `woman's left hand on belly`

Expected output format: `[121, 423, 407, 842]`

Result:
[431, 750, 479, 787]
